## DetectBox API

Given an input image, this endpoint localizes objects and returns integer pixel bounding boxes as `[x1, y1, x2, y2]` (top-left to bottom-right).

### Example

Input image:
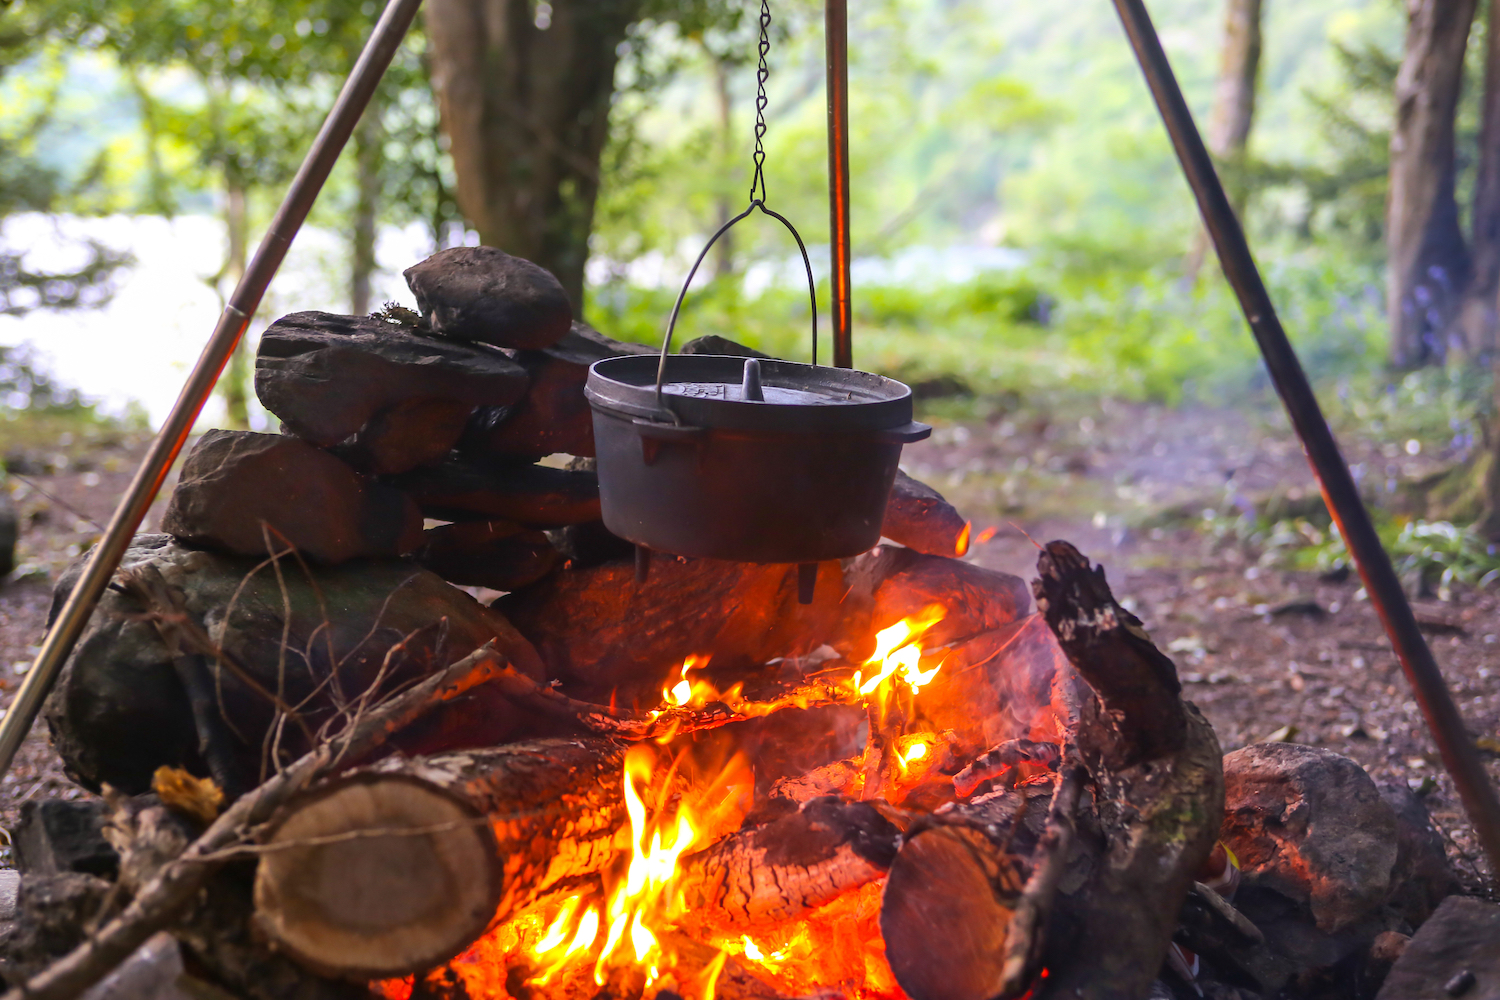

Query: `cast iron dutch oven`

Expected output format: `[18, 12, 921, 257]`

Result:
[585, 353, 930, 564]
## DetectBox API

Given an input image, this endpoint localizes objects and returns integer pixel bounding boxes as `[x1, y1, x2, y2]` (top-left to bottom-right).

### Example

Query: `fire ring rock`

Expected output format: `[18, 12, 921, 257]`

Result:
[162, 430, 423, 564]
[403, 246, 572, 350]
[1220, 743, 1400, 934]
[254, 310, 529, 455]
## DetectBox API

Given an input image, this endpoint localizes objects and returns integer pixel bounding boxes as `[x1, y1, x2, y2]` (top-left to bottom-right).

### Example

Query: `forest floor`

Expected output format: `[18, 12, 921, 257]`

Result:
[0, 394, 1496, 893]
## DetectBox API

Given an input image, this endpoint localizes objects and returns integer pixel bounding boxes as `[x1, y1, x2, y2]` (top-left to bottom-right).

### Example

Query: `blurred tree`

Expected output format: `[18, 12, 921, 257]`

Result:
[1184, 0, 1263, 284]
[50, 1, 454, 425]
[424, 0, 749, 312]
[1385, 0, 1477, 369]
[0, 2, 131, 320]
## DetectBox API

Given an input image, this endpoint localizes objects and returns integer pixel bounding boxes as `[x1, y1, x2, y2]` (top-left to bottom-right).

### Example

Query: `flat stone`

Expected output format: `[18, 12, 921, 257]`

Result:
[162, 430, 422, 564]
[462, 321, 653, 458]
[43, 534, 551, 796]
[415, 520, 559, 591]
[1376, 896, 1500, 1000]
[403, 246, 572, 349]
[14, 800, 116, 878]
[338, 396, 476, 475]
[679, 335, 772, 358]
[1220, 743, 1399, 934]
[254, 310, 528, 450]
[391, 458, 601, 527]
[882, 470, 970, 557]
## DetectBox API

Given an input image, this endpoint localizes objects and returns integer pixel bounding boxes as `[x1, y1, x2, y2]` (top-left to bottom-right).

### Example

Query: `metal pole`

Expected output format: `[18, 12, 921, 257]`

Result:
[1112, 0, 1500, 880]
[826, 0, 853, 369]
[0, 0, 426, 778]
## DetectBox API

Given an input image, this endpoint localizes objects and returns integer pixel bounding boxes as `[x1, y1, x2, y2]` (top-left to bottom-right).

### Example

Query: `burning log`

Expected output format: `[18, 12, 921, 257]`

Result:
[675, 797, 904, 934]
[879, 542, 1222, 1000]
[252, 739, 630, 980]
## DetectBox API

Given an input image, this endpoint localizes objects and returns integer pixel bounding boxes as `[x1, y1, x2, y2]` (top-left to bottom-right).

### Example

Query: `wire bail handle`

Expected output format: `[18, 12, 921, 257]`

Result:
[654, 0, 819, 406]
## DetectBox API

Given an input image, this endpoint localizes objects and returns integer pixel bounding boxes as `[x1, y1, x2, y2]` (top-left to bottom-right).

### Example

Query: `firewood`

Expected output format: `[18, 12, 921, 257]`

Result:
[1029, 541, 1223, 1000]
[1, 643, 513, 1000]
[1032, 540, 1185, 767]
[881, 471, 970, 557]
[675, 797, 903, 934]
[252, 739, 629, 980]
[880, 824, 1027, 1000]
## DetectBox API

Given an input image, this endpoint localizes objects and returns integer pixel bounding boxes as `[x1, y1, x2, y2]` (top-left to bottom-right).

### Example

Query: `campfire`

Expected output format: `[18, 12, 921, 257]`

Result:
[5, 247, 1466, 1000]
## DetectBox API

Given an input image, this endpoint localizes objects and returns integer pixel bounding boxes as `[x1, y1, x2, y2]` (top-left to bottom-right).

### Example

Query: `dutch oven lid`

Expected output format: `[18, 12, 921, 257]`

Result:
[586, 354, 915, 434]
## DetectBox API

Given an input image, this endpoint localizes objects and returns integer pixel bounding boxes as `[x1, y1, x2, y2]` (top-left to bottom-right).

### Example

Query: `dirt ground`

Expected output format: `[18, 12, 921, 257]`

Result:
[0, 396, 1496, 893]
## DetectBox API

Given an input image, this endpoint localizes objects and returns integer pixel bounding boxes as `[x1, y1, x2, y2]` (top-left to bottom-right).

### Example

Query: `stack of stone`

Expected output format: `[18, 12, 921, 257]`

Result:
[160, 246, 656, 591]
[160, 245, 971, 592]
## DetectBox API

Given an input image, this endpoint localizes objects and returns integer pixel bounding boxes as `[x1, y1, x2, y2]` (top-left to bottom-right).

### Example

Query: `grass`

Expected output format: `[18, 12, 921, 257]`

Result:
[586, 248, 1388, 408]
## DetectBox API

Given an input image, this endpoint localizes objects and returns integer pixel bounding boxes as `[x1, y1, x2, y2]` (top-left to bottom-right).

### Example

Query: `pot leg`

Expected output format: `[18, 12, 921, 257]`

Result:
[797, 562, 818, 605]
[635, 545, 651, 585]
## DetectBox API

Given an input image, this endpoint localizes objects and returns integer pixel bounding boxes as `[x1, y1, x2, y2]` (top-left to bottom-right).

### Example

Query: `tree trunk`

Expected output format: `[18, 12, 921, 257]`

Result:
[351, 94, 384, 317]
[423, 0, 642, 314]
[1386, 0, 1478, 368]
[221, 182, 251, 430]
[1458, 0, 1500, 358]
[1184, 0, 1264, 283]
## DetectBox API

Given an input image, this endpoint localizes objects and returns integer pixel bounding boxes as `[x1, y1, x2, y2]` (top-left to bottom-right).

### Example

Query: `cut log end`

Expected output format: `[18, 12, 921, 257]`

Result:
[253, 774, 501, 980]
[880, 825, 1023, 1000]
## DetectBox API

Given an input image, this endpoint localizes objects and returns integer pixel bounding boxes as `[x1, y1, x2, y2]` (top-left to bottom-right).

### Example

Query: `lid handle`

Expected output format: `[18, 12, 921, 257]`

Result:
[740, 358, 764, 401]
[653, 202, 819, 408]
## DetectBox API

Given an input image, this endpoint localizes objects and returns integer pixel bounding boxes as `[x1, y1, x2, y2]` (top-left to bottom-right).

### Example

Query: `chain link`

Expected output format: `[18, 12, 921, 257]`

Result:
[749, 0, 770, 204]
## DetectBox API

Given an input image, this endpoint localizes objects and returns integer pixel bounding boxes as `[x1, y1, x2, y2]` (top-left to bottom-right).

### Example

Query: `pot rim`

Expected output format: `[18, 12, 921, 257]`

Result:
[586, 354, 914, 434]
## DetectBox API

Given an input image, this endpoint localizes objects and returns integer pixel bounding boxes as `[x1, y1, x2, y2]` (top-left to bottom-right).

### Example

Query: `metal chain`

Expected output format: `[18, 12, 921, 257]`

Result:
[749, 0, 770, 204]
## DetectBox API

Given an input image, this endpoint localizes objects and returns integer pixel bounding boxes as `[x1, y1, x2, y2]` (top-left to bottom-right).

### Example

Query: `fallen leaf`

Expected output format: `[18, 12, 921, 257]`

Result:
[153, 766, 224, 825]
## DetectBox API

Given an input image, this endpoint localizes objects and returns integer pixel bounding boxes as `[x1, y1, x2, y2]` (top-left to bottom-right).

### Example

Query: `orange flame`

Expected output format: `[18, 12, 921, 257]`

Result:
[852, 604, 946, 702]
[977, 525, 999, 545]
[955, 521, 972, 556]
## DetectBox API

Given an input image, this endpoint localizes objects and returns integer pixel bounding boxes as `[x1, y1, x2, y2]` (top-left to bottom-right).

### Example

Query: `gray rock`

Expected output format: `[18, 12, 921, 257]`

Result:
[1220, 743, 1399, 934]
[415, 520, 559, 591]
[403, 246, 572, 349]
[79, 932, 192, 1000]
[1376, 896, 1500, 1000]
[162, 430, 423, 564]
[679, 335, 772, 358]
[1379, 781, 1459, 925]
[391, 457, 601, 527]
[254, 310, 528, 452]
[0, 871, 18, 923]
[461, 321, 653, 458]
[14, 800, 116, 878]
[43, 534, 550, 796]
[882, 470, 970, 557]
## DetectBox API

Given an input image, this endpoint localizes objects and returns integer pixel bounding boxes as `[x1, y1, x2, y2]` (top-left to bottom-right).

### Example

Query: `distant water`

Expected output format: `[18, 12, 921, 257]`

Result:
[2, 214, 1025, 429]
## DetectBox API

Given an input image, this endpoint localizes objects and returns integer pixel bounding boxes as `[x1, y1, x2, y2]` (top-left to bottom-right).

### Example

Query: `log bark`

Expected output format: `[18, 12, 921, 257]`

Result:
[675, 797, 903, 934]
[2, 644, 514, 1000]
[1386, 0, 1478, 367]
[253, 738, 628, 980]
[1033, 541, 1185, 768]
[423, 0, 640, 311]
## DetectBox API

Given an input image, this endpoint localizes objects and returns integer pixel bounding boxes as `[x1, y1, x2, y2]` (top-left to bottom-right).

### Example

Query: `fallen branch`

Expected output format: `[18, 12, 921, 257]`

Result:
[4, 642, 511, 1000]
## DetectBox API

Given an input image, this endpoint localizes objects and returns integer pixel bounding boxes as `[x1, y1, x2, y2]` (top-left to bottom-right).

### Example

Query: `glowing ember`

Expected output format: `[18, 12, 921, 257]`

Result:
[976, 525, 999, 544]
[955, 521, 972, 556]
